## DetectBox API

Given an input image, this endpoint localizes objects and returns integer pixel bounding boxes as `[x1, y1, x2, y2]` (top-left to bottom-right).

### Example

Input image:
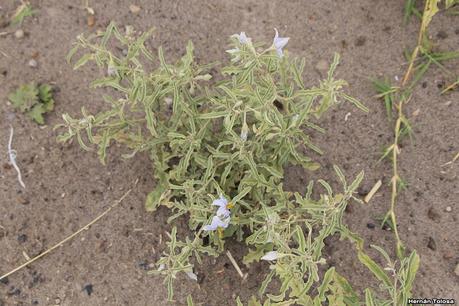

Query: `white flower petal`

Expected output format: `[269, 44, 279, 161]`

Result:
[158, 263, 166, 271]
[273, 28, 289, 58]
[226, 48, 240, 54]
[212, 196, 228, 207]
[239, 32, 249, 44]
[261, 251, 279, 261]
[203, 224, 218, 231]
[274, 37, 290, 49]
[215, 216, 230, 229]
[203, 215, 230, 231]
[240, 129, 248, 141]
[107, 65, 117, 76]
[217, 205, 231, 218]
[276, 48, 284, 58]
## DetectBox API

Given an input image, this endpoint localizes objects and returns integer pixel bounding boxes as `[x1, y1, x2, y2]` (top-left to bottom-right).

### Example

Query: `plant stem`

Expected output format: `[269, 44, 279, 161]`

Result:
[402, 0, 430, 86]
[389, 0, 438, 259]
[390, 102, 405, 259]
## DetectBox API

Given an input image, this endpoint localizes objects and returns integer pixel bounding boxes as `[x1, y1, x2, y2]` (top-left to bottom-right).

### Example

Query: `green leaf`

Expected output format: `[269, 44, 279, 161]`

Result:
[8, 83, 39, 112]
[27, 103, 46, 124]
[186, 295, 194, 306]
[145, 184, 168, 212]
[340, 93, 369, 113]
[404, 251, 420, 294]
[357, 251, 392, 288]
[348, 171, 364, 193]
[364, 289, 376, 306]
[333, 165, 346, 188]
[97, 129, 111, 164]
[11, 3, 35, 26]
[243, 244, 272, 265]
[248, 296, 262, 306]
[43, 99, 55, 112]
[73, 53, 94, 69]
[317, 267, 334, 300]
[259, 269, 275, 296]
[197, 111, 228, 119]
[38, 84, 53, 103]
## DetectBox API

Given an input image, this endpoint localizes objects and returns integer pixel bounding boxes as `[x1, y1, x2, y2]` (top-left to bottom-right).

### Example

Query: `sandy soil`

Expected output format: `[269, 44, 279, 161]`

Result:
[0, 0, 458, 305]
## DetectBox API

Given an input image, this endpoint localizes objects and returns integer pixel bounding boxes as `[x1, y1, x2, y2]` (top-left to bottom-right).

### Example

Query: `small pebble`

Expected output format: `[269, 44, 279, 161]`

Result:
[137, 261, 149, 271]
[443, 251, 454, 260]
[14, 29, 24, 39]
[7, 287, 21, 296]
[0, 277, 9, 285]
[83, 284, 93, 296]
[129, 4, 141, 14]
[446, 206, 452, 212]
[366, 223, 375, 229]
[125, 25, 134, 36]
[28, 59, 38, 68]
[427, 236, 437, 251]
[455, 263, 459, 276]
[17, 196, 30, 205]
[382, 223, 392, 231]
[17, 234, 27, 243]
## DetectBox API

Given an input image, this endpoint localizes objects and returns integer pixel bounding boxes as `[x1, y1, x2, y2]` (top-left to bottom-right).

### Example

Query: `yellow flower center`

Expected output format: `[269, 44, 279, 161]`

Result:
[217, 227, 224, 238]
[226, 202, 234, 209]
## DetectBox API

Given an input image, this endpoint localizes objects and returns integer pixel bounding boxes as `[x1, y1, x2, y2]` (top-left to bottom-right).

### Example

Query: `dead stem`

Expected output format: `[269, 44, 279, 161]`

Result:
[401, 0, 430, 86]
[389, 103, 405, 259]
[225, 250, 246, 279]
[8, 125, 26, 189]
[388, 0, 439, 259]
[0, 188, 132, 282]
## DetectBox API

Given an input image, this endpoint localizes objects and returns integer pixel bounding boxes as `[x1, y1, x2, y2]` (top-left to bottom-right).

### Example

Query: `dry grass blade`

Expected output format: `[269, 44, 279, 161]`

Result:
[226, 250, 246, 279]
[0, 188, 132, 282]
[364, 180, 382, 203]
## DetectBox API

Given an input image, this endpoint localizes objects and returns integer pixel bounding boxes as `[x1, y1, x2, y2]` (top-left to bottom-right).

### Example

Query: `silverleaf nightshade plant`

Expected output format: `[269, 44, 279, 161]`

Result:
[57, 22, 419, 305]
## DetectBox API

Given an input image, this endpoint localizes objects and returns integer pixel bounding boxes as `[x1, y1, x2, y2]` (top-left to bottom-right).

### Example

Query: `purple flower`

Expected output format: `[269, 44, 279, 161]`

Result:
[237, 32, 250, 44]
[213, 195, 231, 217]
[203, 215, 230, 231]
[273, 28, 289, 58]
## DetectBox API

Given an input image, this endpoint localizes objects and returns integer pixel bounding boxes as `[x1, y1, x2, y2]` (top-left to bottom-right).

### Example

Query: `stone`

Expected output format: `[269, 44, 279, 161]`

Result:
[28, 59, 38, 68]
[14, 29, 24, 39]
[129, 4, 141, 14]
